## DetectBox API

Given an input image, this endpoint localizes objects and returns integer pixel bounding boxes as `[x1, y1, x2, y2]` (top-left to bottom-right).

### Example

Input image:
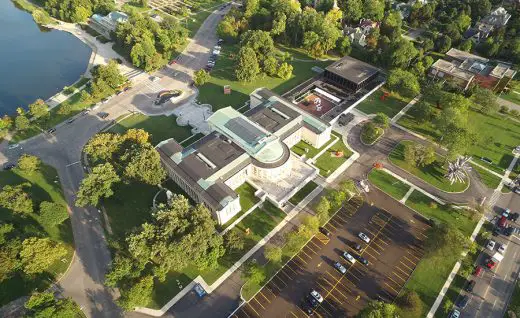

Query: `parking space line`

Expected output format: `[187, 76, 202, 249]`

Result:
[296, 306, 311, 318]
[371, 240, 386, 250]
[331, 286, 351, 302]
[366, 245, 381, 255]
[381, 289, 397, 300]
[335, 279, 353, 292]
[362, 227, 377, 237]
[304, 245, 319, 255]
[274, 274, 288, 286]
[387, 275, 403, 288]
[296, 255, 308, 265]
[325, 271, 340, 281]
[269, 280, 283, 292]
[400, 261, 414, 271]
[279, 269, 293, 281]
[321, 275, 336, 287]
[285, 263, 300, 275]
[395, 265, 411, 276]
[385, 282, 400, 294]
[300, 248, 313, 260]
[316, 305, 334, 318]
[334, 213, 349, 223]
[237, 309, 250, 318]
[329, 292, 346, 304]
[289, 311, 298, 318]
[325, 222, 337, 231]
[308, 239, 323, 250]
[330, 218, 342, 228]
[363, 249, 378, 260]
[258, 291, 271, 303]
[406, 250, 422, 261]
[392, 271, 407, 282]
[403, 255, 417, 266]
[252, 297, 266, 310]
[246, 303, 260, 317]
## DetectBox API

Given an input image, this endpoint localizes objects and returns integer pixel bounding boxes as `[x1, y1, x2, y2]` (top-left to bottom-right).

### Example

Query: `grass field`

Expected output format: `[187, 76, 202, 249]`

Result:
[355, 88, 411, 118]
[291, 136, 337, 159]
[471, 164, 502, 190]
[360, 124, 384, 145]
[218, 183, 260, 231]
[389, 140, 468, 193]
[151, 201, 286, 308]
[197, 44, 332, 110]
[0, 164, 74, 305]
[109, 113, 192, 145]
[508, 282, 520, 317]
[289, 181, 318, 205]
[314, 133, 353, 177]
[368, 169, 410, 200]
[398, 104, 520, 172]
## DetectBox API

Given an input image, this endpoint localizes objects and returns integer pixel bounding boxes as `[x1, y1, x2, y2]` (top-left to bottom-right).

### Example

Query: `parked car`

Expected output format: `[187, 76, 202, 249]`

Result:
[486, 240, 496, 250]
[492, 227, 501, 236]
[505, 226, 514, 236]
[98, 112, 109, 119]
[217, 38, 224, 45]
[319, 227, 330, 237]
[464, 280, 476, 292]
[82, 109, 90, 115]
[169, 59, 177, 65]
[486, 258, 497, 269]
[503, 208, 511, 218]
[357, 255, 369, 266]
[3, 163, 15, 170]
[510, 212, 519, 222]
[474, 266, 483, 277]
[498, 243, 507, 254]
[47, 128, 56, 134]
[306, 295, 319, 308]
[151, 76, 161, 82]
[456, 295, 470, 309]
[342, 251, 356, 264]
[7, 143, 20, 150]
[334, 262, 347, 274]
[351, 242, 362, 251]
[498, 216, 507, 228]
[358, 232, 370, 243]
[449, 309, 461, 318]
[359, 180, 369, 193]
[310, 290, 323, 303]
[66, 118, 75, 124]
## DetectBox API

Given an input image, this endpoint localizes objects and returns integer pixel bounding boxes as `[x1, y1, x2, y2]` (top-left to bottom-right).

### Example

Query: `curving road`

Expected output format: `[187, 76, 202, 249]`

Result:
[0, 4, 230, 318]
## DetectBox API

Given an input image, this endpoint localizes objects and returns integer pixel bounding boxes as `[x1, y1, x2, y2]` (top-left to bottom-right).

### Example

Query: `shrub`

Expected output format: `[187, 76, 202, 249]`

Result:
[39, 201, 68, 226]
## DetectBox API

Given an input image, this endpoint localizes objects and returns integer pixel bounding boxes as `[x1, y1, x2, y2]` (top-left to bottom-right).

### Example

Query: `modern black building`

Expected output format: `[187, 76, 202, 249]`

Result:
[323, 56, 380, 92]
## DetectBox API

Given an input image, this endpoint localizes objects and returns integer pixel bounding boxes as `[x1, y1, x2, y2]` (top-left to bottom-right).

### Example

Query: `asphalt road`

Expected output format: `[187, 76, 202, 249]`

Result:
[231, 189, 430, 318]
[0, 4, 230, 318]
[460, 193, 520, 318]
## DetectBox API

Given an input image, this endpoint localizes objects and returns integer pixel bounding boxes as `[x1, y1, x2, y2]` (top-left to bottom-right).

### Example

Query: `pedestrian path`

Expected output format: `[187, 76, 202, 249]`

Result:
[391, 95, 421, 123]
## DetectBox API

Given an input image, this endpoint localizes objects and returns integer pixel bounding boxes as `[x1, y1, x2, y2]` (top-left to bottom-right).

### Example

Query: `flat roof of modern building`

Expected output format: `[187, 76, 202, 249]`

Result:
[245, 100, 300, 133]
[431, 59, 475, 81]
[446, 48, 489, 63]
[325, 56, 380, 85]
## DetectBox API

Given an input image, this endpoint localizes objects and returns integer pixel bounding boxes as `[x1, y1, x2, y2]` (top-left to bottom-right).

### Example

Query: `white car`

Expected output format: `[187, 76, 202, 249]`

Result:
[358, 232, 370, 243]
[486, 240, 496, 250]
[151, 76, 161, 82]
[212, 49, 221, 55]
[498, 243, 507, 254]
[7, 143, 20, 150]
[359, 180, 369, 193]
[310, 290, 323, 303]
[334, 262, 347, 274]
[342, 251, 356, 264]
[503, 208, 511, 218]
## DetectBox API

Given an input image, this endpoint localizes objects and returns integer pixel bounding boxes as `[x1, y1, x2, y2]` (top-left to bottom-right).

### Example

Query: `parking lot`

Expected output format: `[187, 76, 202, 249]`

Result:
[231, 192, 430, 317]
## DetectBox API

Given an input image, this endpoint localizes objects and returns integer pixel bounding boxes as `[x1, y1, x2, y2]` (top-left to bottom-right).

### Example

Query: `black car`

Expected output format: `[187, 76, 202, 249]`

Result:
[351, 242, 362, 251]
[505, 226, 514, 236]
[66, 118, 75, 124]
[510, 212, 519, 222]
[456, 295, 470, 309]
[3, 163, 15, 170]
[492, 227, 501, 236]
[319, 227, 331, 237]
[464, 280, 476, 292]
[306, 295, 319, 308]
[98, 112, 109, 119]
[356, 255, 369, 265]
[47, 128, 56, 134]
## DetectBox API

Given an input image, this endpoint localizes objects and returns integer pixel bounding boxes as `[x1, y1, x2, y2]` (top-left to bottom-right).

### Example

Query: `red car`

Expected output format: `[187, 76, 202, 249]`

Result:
[498, 216, 507, 228]
[169, 60, 177, 65]
[486, 258, 497, 270]
[474, 265, 484, 277]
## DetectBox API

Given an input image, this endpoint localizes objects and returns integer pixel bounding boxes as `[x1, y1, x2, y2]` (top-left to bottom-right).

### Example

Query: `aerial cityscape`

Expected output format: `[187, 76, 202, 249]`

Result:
[0, 0, 519, 317]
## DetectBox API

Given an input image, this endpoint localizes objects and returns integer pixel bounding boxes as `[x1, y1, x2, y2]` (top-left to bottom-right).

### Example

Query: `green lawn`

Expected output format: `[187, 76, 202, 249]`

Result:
[508, 282, 520, 317]
[0, 164, 74, 305]
[218, 183, 260, 231]
[401, 191, 478, 317]
[289, 181, 318, 205]
[360, 124, 384, 145]
[151, 201, 286, 308]
[368, 169, 410, 201]
[291, 136, 336, 159]
[471, 164, 502, 190]
[355, 88, 411, 118]
[398, 104, 520, 172]
[197, 44, 332, 110]
[314, 133, 353, 177]
[389, 140, 468, 193]
[109, 113, 193, 145]
[405, 191, 477, 236]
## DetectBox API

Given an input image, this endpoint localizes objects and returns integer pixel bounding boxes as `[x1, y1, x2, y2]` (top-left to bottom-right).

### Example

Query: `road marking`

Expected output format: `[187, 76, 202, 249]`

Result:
[385, 282, 400, 294]
[285, 263, 299, 275]
[66, 161, 81, 167]
[392, 270, 407, 282]
[289, 311, 298, 318]
[326, 271, 339, 281]
[300, 248, 313, 259]
[371, 240, 386, 250]
[269, 280, 282, 291]
[296, 255, 308, 264]
[395, 265, 410, 276]
[253, 297, 266, 310]
[308, 240, 322, 250]
[273, 275, 288, 287]
[406, 250, 421, 260]
[246, 303, 260, 317]
[325, 222, 337, 231]
[400, 261, 414, 271]
[258, 291, 271, 303]
[403, 255, 417, 266]
[363, 249, 378, 260]
[296, 306, 310, 318]
[279, 269, 293, 281]
[387, 275, 403, 288]
[305, 245, 319, 255]
[321, 276, 335, 287]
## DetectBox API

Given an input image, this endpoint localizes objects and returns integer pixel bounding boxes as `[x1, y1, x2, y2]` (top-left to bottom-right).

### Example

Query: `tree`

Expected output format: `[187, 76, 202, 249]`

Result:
[436, 35, 452, 53]
[118, 275, 154, 310]
[263, 56, 279, 76]
[241, 30, 275, 61]
[84, 133, 122, 162]
[20, 237, 67, 275]
[339, 179, 357, 197]
[455, 13, 472, 32]
[264, 244, 282, 263]
[224, 230, 245, 251]
[315, 196, 331, 224]
[235, 47, 260, 82]
[271, 12, 287, 36]
[425, 222, 468, 256]
[358, 300, 398, 318]
[91, 60, 127, 90]
[123, 128, 150, 145]
[399, 290, 423, 317]
[340, 0, 363, 23]
[380, 10, 402, 39]
[105, 254, 144, 287]
[373, 113, 390, 129]
[363, 0, 385, 21]
[17, 154, 41, 174]
[25, 292, 82, 317]
[303, 31, 324, 58]
[80, 90, 92, 102]
[39, 201, 68, 226]
[337, 36, 352, 56]
[0, 183, 33, 214]
[243, 261, 265, 285]
[387, 69, 420, 98]
[404, 143, 417, 166]
[15, 114, 30, 131]
[76, 163, 121, 207]
[471, 87, 499, 114]
[123, 145, 166, 185]
[277, 62, 293, 79]
[328, 189, 346, 210]
[406, 142, 436, 167]
[28, 99, 49, 120]
[443, 299, 454, 314]
[193, 69, 210, 86]
[387, 39, 418, 68]
[243, 0, 260, 18]
[217, 14, 241, 42]
[73, 6, 92, 22]
[0, 239, 20, 282]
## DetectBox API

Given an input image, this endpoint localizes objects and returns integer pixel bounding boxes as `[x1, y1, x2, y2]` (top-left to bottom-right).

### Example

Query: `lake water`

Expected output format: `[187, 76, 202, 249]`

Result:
[0, 1, 92, 116]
